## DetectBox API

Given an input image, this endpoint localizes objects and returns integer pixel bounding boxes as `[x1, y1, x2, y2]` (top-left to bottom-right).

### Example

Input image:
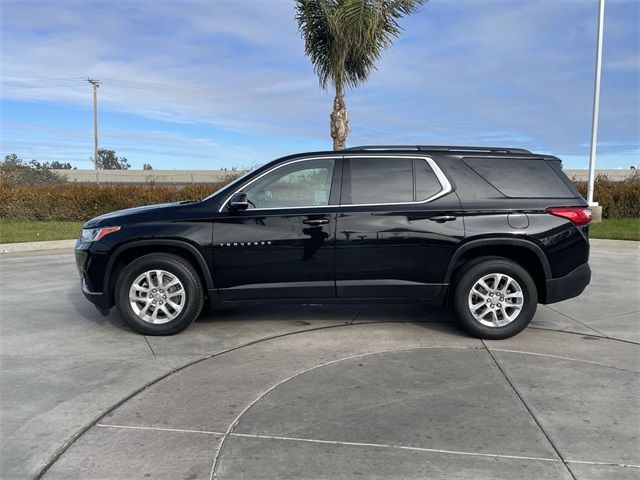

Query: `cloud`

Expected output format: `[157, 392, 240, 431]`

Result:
[1, 0, 638, 168]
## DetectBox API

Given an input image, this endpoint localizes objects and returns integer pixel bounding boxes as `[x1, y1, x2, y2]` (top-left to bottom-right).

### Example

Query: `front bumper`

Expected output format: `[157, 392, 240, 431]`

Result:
[544, 263, 591, 304]
[76, 248, 110, 315]
[81, 279, 109, 315]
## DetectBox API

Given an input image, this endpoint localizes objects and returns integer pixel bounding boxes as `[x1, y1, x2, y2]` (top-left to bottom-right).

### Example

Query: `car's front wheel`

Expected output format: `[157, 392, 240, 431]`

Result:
[453, 257, 537, 339]
[115, 253, 204, 335]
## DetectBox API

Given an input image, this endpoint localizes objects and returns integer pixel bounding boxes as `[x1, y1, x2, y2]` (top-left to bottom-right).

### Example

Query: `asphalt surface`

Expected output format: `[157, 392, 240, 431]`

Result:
[0, 239, 638, 480]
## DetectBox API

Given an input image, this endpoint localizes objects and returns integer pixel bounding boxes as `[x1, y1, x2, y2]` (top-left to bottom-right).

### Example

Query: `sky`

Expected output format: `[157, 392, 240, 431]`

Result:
[0, 0, 638, 170]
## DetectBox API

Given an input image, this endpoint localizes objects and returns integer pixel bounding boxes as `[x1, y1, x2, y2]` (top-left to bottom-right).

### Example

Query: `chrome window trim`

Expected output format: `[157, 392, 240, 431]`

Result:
[218, 156, 341, 212]
[218, 154, 452, 212]
[344, 155, 453, 207]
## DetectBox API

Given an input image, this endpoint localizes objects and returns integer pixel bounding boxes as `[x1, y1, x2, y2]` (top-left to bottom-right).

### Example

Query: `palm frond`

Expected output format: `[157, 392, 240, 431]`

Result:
[296, 0, 426, 91]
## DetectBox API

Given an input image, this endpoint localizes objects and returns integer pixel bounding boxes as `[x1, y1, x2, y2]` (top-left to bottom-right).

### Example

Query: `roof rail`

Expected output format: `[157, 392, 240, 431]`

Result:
[345, 145, 420, 151]
[418, 146, 532, 154]
[346, 145, 532, 154]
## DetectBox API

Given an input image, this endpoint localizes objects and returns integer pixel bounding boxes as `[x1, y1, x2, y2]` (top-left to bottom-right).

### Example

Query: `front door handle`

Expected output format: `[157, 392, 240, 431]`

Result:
[303, 218, 330, 226]
[429, 215, 457, 223]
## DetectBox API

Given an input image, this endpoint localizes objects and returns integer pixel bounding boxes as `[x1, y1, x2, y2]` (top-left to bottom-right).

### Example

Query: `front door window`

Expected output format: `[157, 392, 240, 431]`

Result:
[242, 159, 335, 209]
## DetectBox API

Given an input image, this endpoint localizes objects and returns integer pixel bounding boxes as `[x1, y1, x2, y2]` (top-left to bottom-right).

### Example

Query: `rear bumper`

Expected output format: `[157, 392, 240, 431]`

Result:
[543, 263, 591, 304]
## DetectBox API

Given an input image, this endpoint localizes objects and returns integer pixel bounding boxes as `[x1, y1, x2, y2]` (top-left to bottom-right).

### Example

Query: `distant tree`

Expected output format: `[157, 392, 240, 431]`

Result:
[296, 0, 425, 150]
[26, 160, 75, 170]
[92, 149, 131, 170]
[27, 159, 49, 171]
[46, 161, 75, 170]
[1, 154, 66, 185]
[142, 163, 153, 170]
[3, 157, 75, 171]
[2, 153, 21, 167]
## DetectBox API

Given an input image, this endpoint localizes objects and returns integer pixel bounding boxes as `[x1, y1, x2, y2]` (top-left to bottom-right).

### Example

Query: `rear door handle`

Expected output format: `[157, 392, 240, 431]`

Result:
[303, 218, 330, 226]
[429, 215, 457, 223]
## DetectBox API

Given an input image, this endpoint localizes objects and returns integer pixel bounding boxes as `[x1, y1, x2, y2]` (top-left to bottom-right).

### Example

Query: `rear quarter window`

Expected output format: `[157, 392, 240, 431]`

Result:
[463, 158, 576, 198]
[415, 159, 443, 200]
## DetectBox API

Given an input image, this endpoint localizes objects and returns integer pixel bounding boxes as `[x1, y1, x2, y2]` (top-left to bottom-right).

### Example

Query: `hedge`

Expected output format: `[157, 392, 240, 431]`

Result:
[0, 183, 225, 221]
[573, 172, 640, 219]
[1, 172, 638, 221]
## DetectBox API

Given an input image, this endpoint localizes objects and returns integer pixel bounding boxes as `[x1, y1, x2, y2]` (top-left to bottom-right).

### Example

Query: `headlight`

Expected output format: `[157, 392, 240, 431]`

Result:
[81, 226, 121, 243]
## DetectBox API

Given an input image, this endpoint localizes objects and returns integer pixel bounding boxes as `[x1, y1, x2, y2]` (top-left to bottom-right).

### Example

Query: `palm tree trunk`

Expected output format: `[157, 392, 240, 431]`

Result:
[330, 83, 349, 150]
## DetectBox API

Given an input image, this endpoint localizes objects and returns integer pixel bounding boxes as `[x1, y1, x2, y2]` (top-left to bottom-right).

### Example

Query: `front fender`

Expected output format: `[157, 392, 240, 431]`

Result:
[104, 238, 214, 291]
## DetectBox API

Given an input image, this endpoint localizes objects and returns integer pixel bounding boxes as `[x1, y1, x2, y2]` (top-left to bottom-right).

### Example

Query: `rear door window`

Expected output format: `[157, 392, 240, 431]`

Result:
[341, 157, 446, 205]
[342, 157, 413, 205]
[463, 158, 576, 198]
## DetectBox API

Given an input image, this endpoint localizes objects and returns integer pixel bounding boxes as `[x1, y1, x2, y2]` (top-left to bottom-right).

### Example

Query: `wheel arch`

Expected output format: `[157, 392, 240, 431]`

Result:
[445, 238, 551, 303]
[104, 239, 213, 308]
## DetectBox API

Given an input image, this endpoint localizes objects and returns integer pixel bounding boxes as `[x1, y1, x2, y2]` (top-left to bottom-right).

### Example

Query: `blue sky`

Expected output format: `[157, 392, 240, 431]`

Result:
[1, 0, 638, 170]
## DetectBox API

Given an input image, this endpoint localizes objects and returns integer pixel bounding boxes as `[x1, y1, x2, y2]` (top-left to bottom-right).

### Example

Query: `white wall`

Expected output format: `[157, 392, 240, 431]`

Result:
[52, 168, 634, 184]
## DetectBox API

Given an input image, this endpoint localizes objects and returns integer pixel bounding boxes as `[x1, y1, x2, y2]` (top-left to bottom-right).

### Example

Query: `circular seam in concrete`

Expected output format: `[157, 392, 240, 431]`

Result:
[208, 345, 479, 478]
[38, 323, 638, 479]
[33, 321, 389, 480]
[488, 348, 640, 374]
[208, 341, 638, 479]
[530, 325, 640, 347]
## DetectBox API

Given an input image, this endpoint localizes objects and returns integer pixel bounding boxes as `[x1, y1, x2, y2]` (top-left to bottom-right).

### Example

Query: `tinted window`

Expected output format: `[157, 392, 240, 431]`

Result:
[415, 159, 443, 200]
[344, 158, 413, 204]
[464, 158, 575, 198]
[243, 159, 335, 209]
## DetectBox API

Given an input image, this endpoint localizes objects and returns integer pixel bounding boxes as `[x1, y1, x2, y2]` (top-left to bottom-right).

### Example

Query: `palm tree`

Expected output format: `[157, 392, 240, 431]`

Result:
[296, 0, 425, 150]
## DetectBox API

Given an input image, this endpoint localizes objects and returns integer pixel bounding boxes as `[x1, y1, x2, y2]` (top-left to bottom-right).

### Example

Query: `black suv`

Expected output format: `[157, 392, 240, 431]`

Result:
[75, 146, 591, 339]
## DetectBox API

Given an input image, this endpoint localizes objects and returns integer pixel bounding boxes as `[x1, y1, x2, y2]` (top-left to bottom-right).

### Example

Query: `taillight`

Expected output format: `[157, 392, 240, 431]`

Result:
[546, 207, 592, 226]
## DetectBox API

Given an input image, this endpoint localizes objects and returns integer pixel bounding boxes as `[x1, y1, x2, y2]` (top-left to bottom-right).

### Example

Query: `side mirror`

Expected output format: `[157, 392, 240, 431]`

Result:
[228, 192, 249, 211]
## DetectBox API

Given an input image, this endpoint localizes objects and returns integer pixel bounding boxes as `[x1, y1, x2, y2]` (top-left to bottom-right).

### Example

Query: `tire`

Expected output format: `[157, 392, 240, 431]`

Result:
[115, 253, 204, 335]
[453, 257, 537, 339]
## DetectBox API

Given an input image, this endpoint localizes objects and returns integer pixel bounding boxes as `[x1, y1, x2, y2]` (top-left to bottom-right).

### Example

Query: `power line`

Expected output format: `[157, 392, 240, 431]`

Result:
[0, 77, 86, 88]
[100, 77, 318, 99]
[0, 76, 322, 100]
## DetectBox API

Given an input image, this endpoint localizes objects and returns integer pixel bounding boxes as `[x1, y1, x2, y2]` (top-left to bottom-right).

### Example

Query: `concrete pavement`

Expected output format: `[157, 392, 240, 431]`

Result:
[0, 240, 638, 479]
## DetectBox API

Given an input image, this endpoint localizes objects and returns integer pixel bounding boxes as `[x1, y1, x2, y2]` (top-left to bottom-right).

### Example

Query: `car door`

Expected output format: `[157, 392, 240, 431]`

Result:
[334, 155, 464, 299]
[213, 156, 341, 301]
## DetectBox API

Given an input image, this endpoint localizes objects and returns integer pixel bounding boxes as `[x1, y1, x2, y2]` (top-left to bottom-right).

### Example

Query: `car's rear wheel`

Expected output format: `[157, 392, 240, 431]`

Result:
[453, 257, 537, 339]
[115, 253, 204, 335]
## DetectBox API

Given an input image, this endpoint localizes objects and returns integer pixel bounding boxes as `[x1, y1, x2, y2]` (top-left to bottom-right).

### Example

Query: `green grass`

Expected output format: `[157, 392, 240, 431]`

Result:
[589, 218, 640, 241]
[0, 218, 83, 243]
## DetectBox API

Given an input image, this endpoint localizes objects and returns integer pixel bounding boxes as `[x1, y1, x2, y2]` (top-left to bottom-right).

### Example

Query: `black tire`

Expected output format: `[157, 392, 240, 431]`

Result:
[115, 253, 204, 335]
[453, 257, 537, 339]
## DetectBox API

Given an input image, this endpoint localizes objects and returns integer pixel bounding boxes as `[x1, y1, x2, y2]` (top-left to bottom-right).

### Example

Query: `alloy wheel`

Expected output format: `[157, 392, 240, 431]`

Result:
[129, 270, 186, 324]
[467, 273, 524, 327]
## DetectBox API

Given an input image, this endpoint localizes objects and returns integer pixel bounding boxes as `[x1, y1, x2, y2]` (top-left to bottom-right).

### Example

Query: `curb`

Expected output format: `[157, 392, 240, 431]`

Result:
[589, 238, 640, 252]
[0, 239, 76, 253]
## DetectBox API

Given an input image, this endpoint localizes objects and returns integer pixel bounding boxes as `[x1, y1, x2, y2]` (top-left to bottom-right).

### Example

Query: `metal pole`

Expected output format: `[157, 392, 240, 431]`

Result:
[87, 79, 101, 170]
[93, 83, 98, 169]
[587, 0, 605, 205]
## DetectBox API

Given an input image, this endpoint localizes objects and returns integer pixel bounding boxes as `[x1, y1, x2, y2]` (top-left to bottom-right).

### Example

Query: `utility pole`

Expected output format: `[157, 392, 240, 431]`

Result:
[587, 0, 605, 221]
[87, 78, 102, 170]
